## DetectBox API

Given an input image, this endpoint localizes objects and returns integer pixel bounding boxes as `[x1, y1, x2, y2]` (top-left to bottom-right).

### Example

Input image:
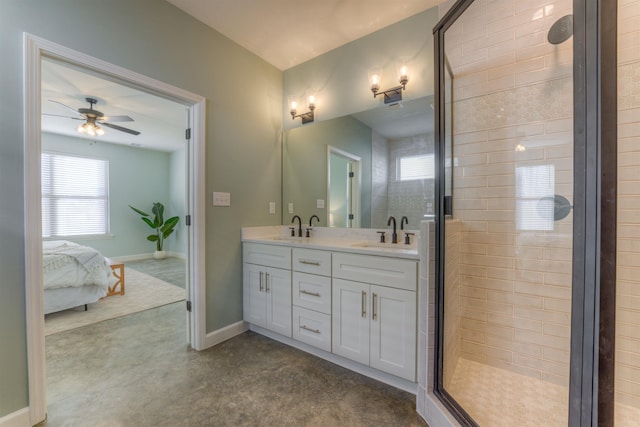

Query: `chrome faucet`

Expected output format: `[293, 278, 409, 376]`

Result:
[387, 216, 398, 244]
[291, 215, 302, 237]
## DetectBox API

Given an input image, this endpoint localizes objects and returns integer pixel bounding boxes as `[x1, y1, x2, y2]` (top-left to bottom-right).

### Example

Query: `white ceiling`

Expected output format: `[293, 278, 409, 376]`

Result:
[41, 1, 443, 150]
[165, 0, 443, 70]
[41, 59, 187, 152]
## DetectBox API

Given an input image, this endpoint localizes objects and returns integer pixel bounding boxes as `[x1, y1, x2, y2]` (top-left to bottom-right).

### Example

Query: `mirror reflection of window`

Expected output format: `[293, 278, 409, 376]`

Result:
[397, 154, 435, 181]
[515, 164, 555, 231]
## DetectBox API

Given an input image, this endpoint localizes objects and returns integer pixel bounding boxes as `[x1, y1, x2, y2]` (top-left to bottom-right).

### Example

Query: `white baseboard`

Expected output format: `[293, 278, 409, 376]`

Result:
[0, 408, 30, 427]
[204, 321, 248, 349]
[110, 251, 186, 262]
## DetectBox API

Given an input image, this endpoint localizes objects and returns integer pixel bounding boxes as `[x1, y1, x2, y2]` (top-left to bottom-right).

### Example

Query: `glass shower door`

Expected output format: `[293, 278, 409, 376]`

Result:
[436, 0, 574, 424]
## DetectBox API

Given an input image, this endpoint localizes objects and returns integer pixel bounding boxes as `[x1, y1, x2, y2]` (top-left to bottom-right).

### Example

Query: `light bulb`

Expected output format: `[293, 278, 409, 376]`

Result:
[308, 95, 315, 109]
[77, 124, 85, 133]
[96, 126, 105, 136]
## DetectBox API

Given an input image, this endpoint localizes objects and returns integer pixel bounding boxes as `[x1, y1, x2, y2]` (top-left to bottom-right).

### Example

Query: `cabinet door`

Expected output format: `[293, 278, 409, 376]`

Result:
[332, 278, 369, 365]
[243, 263, 266, 327]
[369, 285, 416, 381]
[265, 266, 292, 337]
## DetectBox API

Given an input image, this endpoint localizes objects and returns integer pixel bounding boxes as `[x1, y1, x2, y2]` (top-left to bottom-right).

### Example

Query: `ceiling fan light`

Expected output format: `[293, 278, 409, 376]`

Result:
[86, 125, 96, 137]
[95, 126, 105, 136]
[77, 123, 86, 133]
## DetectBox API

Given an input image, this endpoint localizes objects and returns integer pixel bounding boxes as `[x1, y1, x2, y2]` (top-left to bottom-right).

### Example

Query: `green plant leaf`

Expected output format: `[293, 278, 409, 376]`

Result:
[152, 203, 164, 226]
[161, 216, 180, 233]
[141, 217, 155, 229]
[129, 205, 150, 217]
[147, 235, 159, 242]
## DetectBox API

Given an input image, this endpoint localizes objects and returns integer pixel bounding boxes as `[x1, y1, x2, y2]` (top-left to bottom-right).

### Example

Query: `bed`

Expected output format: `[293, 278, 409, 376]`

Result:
[43, 240, 117, 314]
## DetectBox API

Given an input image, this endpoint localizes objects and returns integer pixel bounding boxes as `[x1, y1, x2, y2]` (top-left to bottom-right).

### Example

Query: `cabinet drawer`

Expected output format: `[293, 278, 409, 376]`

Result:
[293, 272, 331, 315]
[292, 306, 331, 352]
[243, 243, 291, 270]
[332, 253, 417, 291]
[292, 248, 331, 276]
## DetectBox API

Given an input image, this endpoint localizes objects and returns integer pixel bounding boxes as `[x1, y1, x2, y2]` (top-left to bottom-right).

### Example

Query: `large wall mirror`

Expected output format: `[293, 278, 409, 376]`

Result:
[283, 95, 435, 229]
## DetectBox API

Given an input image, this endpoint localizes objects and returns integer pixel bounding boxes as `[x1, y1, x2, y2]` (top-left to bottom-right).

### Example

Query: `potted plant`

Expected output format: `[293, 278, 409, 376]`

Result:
[129, 202, 180, 259]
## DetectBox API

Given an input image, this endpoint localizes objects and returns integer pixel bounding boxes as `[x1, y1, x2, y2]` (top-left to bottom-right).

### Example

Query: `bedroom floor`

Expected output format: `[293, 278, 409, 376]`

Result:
[124, 257, 186, 288]
[44, 302, 426, 426]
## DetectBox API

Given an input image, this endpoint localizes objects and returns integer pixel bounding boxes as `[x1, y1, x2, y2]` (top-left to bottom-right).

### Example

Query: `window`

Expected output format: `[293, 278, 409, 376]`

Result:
[397, 153, 435, 181]
[41, 152, 109, 237]
[515, 164, 555, 231]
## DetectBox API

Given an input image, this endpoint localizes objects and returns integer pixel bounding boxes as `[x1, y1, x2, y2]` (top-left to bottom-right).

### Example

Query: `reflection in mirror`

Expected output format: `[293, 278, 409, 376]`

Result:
[283, 95, 434, 229]
[327, 146, 361, 228]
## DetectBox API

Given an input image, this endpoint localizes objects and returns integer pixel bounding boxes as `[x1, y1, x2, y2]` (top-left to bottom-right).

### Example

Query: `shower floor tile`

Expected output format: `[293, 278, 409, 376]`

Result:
[447, 358, 640, 426]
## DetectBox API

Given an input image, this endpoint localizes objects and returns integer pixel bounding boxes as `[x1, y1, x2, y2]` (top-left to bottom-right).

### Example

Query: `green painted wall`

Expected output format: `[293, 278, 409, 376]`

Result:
[0, 0, 281, 417]
[284, 115, 372, 228]
[169, 147, 187, 254]
[42, 132, 178, 257]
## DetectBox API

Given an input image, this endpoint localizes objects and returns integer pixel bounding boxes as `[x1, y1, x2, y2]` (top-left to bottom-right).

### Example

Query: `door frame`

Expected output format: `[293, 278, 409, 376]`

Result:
[23, 33, 207, 425]
[326, 145, 361, 228]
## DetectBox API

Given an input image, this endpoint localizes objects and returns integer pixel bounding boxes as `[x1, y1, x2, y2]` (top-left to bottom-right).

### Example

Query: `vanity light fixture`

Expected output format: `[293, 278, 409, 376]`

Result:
[289, 95, 316, 124]
[369, 60, 410, 105]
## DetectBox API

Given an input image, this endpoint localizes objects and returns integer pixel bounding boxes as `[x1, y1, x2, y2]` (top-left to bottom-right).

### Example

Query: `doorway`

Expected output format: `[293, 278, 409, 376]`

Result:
[327, 145, 361, 228]
[24, 34, 206, 425]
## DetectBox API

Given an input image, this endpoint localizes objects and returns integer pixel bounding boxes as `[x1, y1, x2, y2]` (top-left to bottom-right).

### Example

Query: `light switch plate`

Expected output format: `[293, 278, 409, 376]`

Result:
[288, 203, 294, 214]
[213, 192, 231, 206]
[317, 199, 325, 209]
[269, 202, 276, 214]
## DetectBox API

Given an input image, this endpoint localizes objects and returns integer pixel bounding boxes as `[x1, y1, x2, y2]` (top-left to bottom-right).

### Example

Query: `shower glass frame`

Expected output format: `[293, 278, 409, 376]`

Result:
[432, 0, 617, 425]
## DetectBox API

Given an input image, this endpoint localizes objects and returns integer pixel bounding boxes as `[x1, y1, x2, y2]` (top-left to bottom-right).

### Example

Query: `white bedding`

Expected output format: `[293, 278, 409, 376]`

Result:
[43, 240, 116, 314]
[43, 240, 114, 290]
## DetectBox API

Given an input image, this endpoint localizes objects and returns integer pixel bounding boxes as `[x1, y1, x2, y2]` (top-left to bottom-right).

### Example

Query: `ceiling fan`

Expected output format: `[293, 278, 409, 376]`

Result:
[45, 97, 141, 136]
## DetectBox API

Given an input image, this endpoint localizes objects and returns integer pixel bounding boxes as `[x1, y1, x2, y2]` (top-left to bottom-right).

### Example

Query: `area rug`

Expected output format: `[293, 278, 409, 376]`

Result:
[44, 267, 186, 336]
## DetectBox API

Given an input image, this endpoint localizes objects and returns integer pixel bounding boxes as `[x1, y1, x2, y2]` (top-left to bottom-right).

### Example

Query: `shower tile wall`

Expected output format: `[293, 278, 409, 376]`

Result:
[617, 0, 640, 410]
[444, 0, 573, 387]
[371, 131, 389, 228]
[443, 219, 462, 387]
[386, 134, 435, 228]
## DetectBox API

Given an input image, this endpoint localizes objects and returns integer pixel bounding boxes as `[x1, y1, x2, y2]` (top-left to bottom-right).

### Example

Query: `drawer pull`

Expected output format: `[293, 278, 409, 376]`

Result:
[372, 292, 378, 320]
[299, 259, 321, 266]
[259, 271, 264, 292]
[300, 289, 321, 297]
[362, 291, 367, 318]
[301, 325, 321, 334]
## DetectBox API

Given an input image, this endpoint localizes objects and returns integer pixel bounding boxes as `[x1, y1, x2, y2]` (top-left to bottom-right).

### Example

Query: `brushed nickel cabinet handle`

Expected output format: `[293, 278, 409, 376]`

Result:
[362, 291, 367, 318]
[300, 289, 321, 297]
[259, 271, 264, 292]
[372, 293, 378, 320]
[299, 259, 321, 266]
[265, 272, 270, 293]
[301, 325, 321, 334]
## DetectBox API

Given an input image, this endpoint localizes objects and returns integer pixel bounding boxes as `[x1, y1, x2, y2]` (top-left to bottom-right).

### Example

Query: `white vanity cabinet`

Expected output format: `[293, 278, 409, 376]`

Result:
[243, 243, 292, 337]
[332, 253, 417, 381]
[291, 248, 332, 352]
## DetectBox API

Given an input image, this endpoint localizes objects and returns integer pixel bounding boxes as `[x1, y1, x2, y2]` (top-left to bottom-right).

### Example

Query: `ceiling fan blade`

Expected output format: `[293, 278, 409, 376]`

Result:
[42, 113, 84, 120]
[49, 100, 82, 116]
[100, 122, 141, 136]
[99, 115, 134, 122]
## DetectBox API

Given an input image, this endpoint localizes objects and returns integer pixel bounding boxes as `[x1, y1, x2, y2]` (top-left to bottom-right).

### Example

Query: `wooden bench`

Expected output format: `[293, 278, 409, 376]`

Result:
[105, 257, 125, 296]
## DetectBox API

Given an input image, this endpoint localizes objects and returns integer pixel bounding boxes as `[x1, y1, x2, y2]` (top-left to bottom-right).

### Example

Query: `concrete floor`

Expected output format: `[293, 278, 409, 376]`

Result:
[44, 302, 427, 426]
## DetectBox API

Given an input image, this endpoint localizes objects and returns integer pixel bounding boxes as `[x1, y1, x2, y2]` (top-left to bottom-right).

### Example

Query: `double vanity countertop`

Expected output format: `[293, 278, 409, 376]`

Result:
[241, 225, 419, 260]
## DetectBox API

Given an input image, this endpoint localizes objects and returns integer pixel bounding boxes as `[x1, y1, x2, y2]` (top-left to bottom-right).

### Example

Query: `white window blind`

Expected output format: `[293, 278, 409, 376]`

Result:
[397, 154, 435, 181]
[41, 152, 109, 237]
[516, 164, 554, 231]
